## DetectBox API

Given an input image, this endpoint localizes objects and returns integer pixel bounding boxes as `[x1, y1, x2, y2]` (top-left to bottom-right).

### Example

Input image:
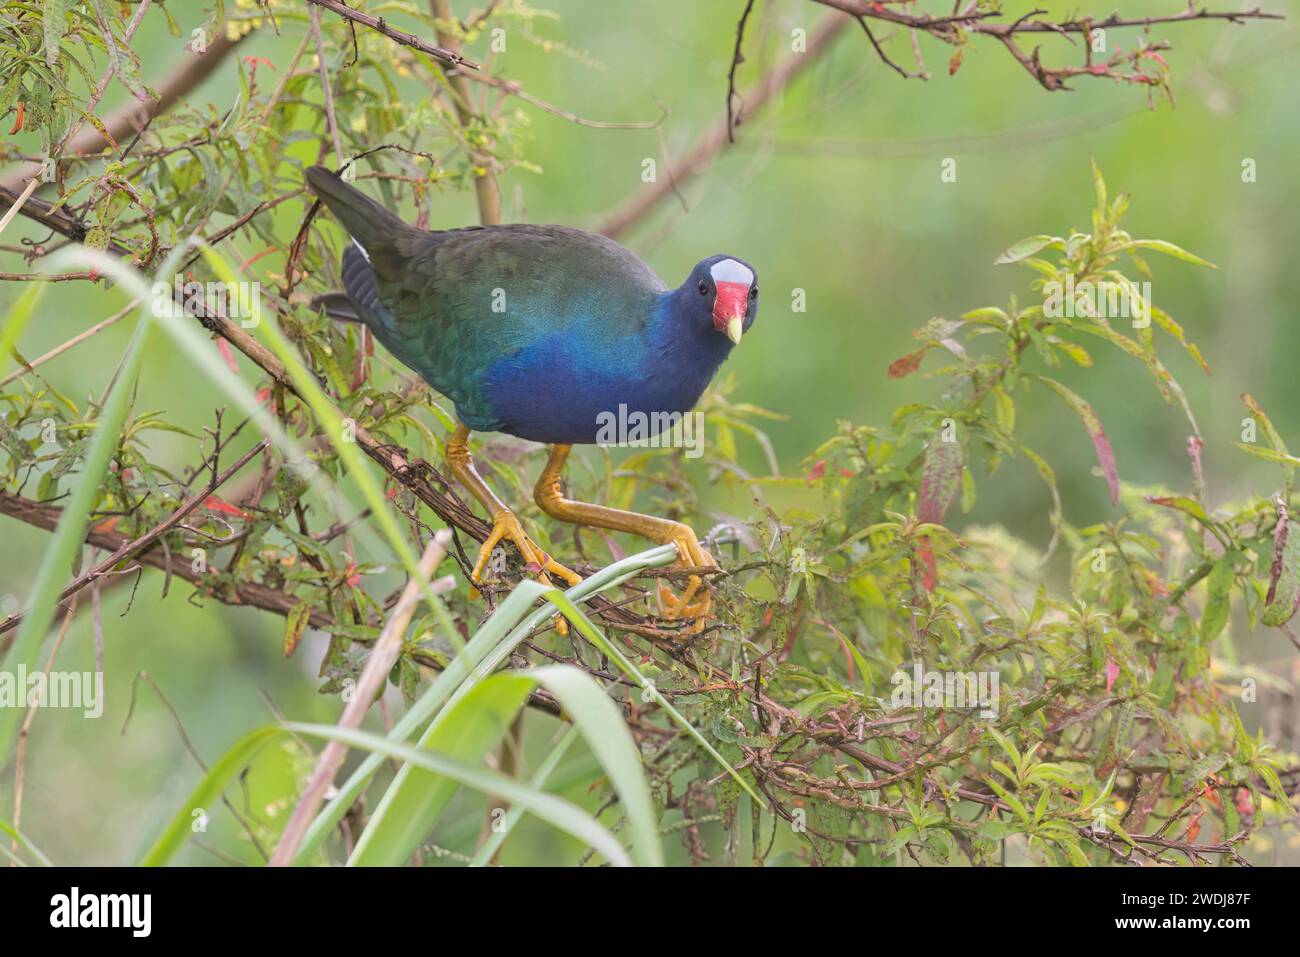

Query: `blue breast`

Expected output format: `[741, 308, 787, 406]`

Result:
[479, 298, 730, 444]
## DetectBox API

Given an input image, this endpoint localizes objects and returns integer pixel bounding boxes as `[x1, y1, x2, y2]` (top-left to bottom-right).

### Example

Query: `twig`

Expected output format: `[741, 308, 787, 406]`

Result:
[0, 270, 105, 282]
[12, 596, 79, 860]
[0, 300, 136, 387]
[726, 1, 757, 143]
[308, 4, 346, 167]
[855, 16, 921, 79]
[304, 0, 479, 70]
[0, 489, 335, 656]
[0, 179, 38, 240]
[809, 0, 1283, 91]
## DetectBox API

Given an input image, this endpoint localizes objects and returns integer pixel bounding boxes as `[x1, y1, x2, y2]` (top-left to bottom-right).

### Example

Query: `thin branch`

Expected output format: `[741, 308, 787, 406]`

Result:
[0, 488, 335, 657]
[855, 16, 922, 79]
[304, 0, 479, 70]
[726, 0, 757, 143]
[12, 596, 79, 858]
[0, 179, 38, 241]
[0, 440, 269, 642]
[308, 4, 346, 167]
[809, 0, 1283, 92]
[0, 300, 135, 388]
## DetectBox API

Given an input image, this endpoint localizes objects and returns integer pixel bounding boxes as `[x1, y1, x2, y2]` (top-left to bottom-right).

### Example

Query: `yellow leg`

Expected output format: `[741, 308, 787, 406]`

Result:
[533, 444, 717, 632]
[445, 425, 581, 620]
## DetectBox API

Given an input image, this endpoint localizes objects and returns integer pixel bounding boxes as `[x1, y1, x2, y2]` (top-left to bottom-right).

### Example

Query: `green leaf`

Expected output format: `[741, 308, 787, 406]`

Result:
[995, 235, 1062, 265]
[43, 0, 67, 67]
[1199, 551, 1236, 644]
[1113, 240, 1215, 269]
[1029, 375, 1119, 506]
[283, 600, 312, 657]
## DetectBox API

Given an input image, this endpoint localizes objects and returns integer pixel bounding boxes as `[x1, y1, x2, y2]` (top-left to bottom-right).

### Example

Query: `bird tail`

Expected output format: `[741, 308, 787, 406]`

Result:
[305, 165, 409, 251]
[309, 291, 364, 324]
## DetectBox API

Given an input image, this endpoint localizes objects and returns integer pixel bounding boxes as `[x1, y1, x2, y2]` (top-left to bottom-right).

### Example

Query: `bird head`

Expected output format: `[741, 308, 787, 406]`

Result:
[684, 255, 758, 346]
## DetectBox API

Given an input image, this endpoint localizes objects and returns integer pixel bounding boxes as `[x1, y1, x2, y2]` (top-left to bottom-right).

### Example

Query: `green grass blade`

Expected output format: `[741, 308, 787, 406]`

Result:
[138, 725, 283, 866]
[469, 726, 579, 866]
[352, 664, 663, 867]
[346, 673, 536, 866]
[0, 819, 53, 866]
[292, 543, 677, 863]
[0, 283, 48, 374]
[526, 665, 663, 866]
[0, 282, 151, 762]
[287, 722, 632, 866]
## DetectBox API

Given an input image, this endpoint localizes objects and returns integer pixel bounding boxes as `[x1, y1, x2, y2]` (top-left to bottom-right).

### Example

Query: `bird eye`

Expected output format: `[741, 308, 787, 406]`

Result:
[750, 286, 758, 299]
[697, 279, 709, 296]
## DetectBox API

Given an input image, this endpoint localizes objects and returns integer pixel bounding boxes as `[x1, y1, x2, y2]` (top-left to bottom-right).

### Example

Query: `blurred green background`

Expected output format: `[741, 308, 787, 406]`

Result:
[2, 0, 1298, 864]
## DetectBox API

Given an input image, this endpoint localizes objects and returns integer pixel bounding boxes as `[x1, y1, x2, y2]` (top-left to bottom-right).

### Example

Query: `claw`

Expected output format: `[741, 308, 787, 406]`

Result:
[471, 509, 582, 634]
[655, 527, 718, 634]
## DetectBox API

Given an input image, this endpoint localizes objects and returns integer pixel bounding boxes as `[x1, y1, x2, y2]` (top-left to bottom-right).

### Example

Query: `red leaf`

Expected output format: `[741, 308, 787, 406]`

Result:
[343, 561, 362, 588]
[1105, 658, 1120, 692]
[806, 459, 826, 482]
[8, 101, 23, 135]
[887, 347, 927, 379]
[203, 496, 250, 520]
